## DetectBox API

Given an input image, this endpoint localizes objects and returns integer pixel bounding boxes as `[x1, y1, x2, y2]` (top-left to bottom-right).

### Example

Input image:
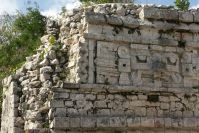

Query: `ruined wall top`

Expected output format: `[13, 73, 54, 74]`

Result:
[61, 3, 199, 88]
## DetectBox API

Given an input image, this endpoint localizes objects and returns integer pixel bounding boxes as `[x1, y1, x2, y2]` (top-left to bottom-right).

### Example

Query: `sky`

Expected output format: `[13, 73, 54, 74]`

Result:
[0, 0, 199, 16]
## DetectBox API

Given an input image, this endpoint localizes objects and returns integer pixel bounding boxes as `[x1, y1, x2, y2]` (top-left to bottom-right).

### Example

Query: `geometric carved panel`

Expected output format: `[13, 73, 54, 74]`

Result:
[95, 41, 199, 88]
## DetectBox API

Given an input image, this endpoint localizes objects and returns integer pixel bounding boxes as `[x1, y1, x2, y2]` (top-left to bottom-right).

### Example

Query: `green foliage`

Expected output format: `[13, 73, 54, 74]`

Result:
[0, 7, 46, 114]
[49, 35, 56, 45]
[14, 7, 46, 39]
[175, 0, 190, 11]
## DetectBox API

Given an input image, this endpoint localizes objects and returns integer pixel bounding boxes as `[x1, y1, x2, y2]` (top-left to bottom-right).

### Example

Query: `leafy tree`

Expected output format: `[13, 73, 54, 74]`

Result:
[14, 7, 46, 40]
[175, 0, 190, 11]
[0, 7, 46, 90]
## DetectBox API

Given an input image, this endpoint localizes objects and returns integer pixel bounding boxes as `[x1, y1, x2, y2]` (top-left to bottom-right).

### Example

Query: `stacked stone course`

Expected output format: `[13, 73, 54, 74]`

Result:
[2, 3, 199, 133]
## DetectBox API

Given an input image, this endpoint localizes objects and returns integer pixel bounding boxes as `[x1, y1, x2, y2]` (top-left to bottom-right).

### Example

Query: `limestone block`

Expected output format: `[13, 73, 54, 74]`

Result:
[85, 94, 96, 100]
[142, 29, 160, 41]
[154, 118, 164, 128]
[182, 64, 194, 76]
[94, 100, 107, 108]
[150, 45, 163, 51]
[183, 111, 193, 117]
[140, 117, 154, 128]
[107, 15, 123, 26]
[116, 4, 126, 16]
[160, 102, 170, 110]
[131, 56, 150, 70]
[165, 53, 179, 72]
[13, 127, 24, 133]
[173, 111, 182, 118]
[70, 117, 81, 128]
[88, 40, 95, 84]
[118, 59, 131, 72]
[131, 71, 142, 86]
[67, 108, 78, 115]
[51, 59, 59, 65]
[147, 108, 157, 117]
[64, 101, 73, 107]
[170, 96, 180, 102]
[97, 109, 110, 115]
[95, 58, 117, 68]
[134, 107, 146, 117]
[181, 53, 192, 63]
[118, 46, 130, 59]
[138, 95, 147, 100]
[127, 117, 140, 127]
[8, 81, 19, 95]
[97, 117, 110, 127]
[96, 74, 118, 84]
[40, 66, 53, 74]
[81, 117, 96, 128]
[109, 117, 126, 127]
[131, 44, 148, 50]
[119, 73, 131, 85]
[47, 50, 56, 60]
[121, 16, 139, 28]
[189, 23, 199, 32]
[97, 41, 117, 59]
[70, 94, 84, 100]
[51, 117, 69, 129]
[194, 11, 199, 22]
[179, 11, 193, 22]
[50, 100, 64, 108]
[40, 73, 51, 82]
[139, 7, 178, 21]
[183, 118, 196, 128]
[29, 81, 41, 87]
[175, 102, 184, 110]
[171, 73, 182, 84]
[54, 108, 66, 117]
[76, 100, 89, 108]
[21, 79, 30, 87]
[87, 24, 103, 34]
[165, 46, 177, 52]
[97, 95, 106, 100]
[164, 130, 178, 133]
[159, 96, 169, 102]
[192, 57, 199, 64]
[182, 32, 193, 41]
[164, 118, 172, 127]
[85, 12, 106, 25]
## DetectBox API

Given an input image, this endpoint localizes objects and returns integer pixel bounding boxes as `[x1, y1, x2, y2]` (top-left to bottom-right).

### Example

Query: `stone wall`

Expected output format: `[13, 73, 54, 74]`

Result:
[2, 3, 199, 133]
[50, 84, 199, 133]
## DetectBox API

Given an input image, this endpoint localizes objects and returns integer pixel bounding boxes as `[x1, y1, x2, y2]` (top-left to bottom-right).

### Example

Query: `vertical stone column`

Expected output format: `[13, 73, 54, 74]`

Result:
[88, 40, 96, 83]
[1, 76, 23, 133]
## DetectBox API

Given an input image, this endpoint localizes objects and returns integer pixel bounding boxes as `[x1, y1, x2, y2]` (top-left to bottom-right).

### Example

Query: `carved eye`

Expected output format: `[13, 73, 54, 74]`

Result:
[118, 46, 130, 59]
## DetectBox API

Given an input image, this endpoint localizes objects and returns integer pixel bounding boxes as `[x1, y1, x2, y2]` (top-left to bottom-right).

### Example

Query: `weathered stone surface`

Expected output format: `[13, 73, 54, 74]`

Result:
[85, 12, 106, 24]
[2, 3, 199, 133]
[139, 7, 178, 20]
[179, 11, 193, 22]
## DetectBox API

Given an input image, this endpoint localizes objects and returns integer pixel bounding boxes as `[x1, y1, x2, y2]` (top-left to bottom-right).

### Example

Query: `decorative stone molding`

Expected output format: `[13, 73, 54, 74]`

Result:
[2, 3, 199, 133]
